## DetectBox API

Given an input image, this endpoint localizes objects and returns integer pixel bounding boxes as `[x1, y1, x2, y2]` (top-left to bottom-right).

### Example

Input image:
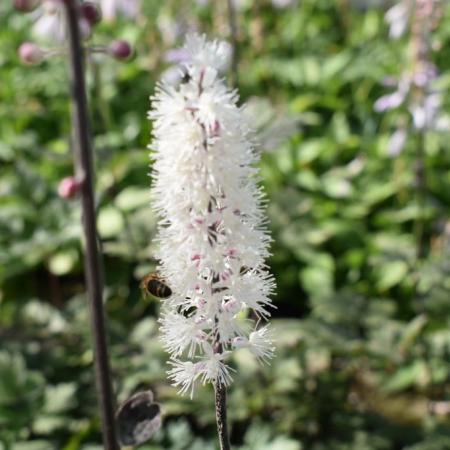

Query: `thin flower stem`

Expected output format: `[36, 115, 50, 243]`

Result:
[212, 339, 231, 450]
[414, 130, 427, 260]
[215, 380, 231, 450]
[63, 1, 118, 449]
[226, 0, 239, 87]
[410, 0, 435, 261]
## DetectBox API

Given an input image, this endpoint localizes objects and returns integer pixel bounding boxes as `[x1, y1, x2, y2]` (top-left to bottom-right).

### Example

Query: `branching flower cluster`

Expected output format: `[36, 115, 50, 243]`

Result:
[16, 0, 134, 200]
[16, 0, 134, 66]
[375, 0, 448, 157]
[149, 34, 275, 397]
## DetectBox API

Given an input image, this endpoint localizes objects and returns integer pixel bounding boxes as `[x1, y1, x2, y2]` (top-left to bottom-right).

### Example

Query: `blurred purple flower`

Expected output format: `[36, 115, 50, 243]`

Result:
[32, 0, 91, 42]
[385, 1, 410, 39]
[160, 66, 185, 87]
[413, 62, 437, 87]
[164, 48, 190, 64]
[387, 128, 407, 157]
[410, 92, 442, 130]
[374, 90, 405, 112]
[32, 0, 66, 42]
[374, 74, 411, 112]
[95, 0, 140, 22]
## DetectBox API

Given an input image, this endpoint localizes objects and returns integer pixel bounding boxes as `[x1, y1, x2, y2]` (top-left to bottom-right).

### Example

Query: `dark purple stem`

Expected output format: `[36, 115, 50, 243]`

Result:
[215, 380, 231, 450]
[63, 1, 118, 449]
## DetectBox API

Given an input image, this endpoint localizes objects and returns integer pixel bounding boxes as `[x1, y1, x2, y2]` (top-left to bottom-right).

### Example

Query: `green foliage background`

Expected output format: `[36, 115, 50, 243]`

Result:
[2, 0, 450, 448]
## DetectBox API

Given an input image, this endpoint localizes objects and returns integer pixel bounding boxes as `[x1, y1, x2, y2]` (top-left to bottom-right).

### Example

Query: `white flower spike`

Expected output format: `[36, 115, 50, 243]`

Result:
[148, 34, 275, 396]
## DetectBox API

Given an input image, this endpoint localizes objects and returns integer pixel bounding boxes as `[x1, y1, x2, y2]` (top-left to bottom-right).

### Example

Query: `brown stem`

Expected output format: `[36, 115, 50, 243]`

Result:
[214, 380, 231, 450]
[63, 1, 118, 449]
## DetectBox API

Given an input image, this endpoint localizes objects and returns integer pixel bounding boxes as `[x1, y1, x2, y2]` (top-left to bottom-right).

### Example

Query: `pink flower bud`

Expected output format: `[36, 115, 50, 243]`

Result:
[18, 42, 43, 65]
[211, 120, 221, 137]
[222, 297, 240, 314]
[13, 0, 38, 12]
[58, 176, 81, 199]
[194, 284, 203, 294]
[108, 40, 132, 60]
[226, 248, 238, 258]
[81, 2, 101, 25]
[191, 253, 203, 268]
[194, 297, 207, 309]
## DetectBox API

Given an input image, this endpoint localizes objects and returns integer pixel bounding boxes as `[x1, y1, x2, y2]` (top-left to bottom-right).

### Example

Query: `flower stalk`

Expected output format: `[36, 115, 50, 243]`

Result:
[215, 379, 231, 450]
[410, 0, 437, 260]
[63, 1, 118, 449]
[149, 34, 275, 449]
[377, 0, 443, 260]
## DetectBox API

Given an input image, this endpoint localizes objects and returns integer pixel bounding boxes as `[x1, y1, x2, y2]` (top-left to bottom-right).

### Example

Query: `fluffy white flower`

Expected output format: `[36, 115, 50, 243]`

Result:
[248, 326, 275, 363]
[168, 360, 202, 398]
[198, 343, 235, 386]
[232, 326, 275, 363]
[149, 34, 275, 395]
[183, 34, 232, 74]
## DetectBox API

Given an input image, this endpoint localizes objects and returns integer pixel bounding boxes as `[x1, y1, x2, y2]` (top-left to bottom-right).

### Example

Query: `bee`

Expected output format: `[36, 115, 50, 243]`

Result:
[116, 390, 162, 446]
[140, 272, 172, 299]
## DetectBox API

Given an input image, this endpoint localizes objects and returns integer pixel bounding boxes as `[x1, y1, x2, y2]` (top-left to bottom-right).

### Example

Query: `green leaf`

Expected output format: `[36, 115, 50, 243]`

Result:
[376, 260, 409, 291]
[97, 206, 124, 238]
[47, 249, 78, 275]
[115, 187, 150, 212]
[382, 360, 428, 393]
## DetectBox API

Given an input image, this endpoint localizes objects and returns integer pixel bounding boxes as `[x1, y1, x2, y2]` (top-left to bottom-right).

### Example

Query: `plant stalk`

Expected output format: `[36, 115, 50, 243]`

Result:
[414, 130, 427, 260]
[63, 1, 118, 449]
[215, 381, 231, 450]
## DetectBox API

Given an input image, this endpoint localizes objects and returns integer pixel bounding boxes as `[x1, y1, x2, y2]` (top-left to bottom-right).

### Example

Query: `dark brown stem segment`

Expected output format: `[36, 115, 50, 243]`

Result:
[63, 1, 119, 449]
[215, 381, 231, 450]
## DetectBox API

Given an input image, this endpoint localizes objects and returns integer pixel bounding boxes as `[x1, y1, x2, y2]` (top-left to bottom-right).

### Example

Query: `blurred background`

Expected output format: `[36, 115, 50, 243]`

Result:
[2, 0, 450, 448]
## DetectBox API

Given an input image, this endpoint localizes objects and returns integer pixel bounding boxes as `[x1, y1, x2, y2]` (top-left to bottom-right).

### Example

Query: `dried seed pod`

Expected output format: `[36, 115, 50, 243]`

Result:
[116, 390, 162, 446]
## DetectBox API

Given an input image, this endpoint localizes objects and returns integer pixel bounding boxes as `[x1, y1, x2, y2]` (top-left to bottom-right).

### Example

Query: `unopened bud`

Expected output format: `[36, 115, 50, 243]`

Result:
[194, 297, 207, 309]
[81, 2, 101, 25]
[222, 297, 240, 314]
[13, 0, 39, 12]
[108, 40, 132, 60]
[58, 176, 81, 199]
[18, 42, 44, 65]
